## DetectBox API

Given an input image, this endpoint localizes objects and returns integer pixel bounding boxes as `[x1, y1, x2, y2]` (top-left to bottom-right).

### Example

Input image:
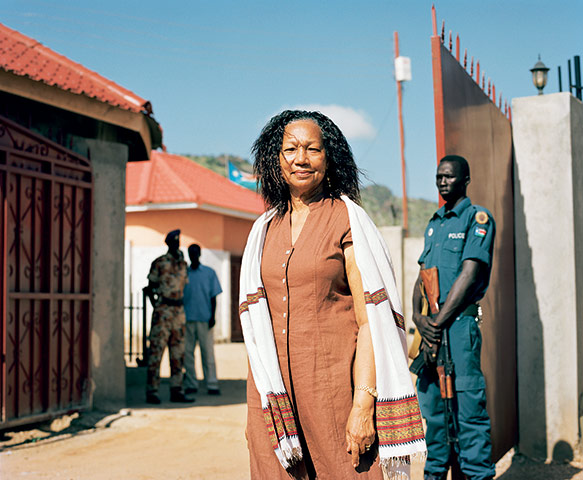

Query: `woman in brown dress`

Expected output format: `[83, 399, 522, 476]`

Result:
[241, 110, 423, 479]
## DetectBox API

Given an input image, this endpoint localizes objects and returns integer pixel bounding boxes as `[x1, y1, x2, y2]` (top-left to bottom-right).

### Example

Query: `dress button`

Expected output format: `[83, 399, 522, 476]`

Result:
[285, 250, 291, 254]
[282, 329, 286, 334]
[282, 263, 286, 268]
[283, 313, 287, 318]
[283, 296, 286, 301]
[282, 278, 286, 283]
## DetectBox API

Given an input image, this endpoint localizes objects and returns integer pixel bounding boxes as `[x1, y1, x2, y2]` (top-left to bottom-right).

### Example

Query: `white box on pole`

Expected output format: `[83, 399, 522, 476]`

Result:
[395, 56, 412, 82]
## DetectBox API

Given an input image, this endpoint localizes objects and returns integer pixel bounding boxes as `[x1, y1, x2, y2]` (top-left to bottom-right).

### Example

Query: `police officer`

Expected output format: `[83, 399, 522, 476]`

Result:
[144, 229, 194, 404]
[412, 155, 496, 480]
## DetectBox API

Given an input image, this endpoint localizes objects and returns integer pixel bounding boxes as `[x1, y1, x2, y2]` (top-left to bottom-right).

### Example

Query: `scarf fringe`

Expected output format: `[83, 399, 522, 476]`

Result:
[274, 443, 303, 470]
[381, 468, 410, 480]
[380, 451, 428, 480]
[379, 451, 427, 468]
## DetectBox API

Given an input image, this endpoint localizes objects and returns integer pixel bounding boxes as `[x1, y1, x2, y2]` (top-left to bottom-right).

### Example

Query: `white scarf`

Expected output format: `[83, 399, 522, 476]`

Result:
[239, 196, 426, 479]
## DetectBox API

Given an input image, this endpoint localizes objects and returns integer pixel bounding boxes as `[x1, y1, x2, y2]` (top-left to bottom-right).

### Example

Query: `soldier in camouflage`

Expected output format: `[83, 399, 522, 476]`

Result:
[144, 229, 194, 404]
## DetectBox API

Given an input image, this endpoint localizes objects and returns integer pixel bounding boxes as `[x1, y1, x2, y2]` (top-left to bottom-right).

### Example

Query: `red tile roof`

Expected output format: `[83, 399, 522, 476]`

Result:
[126, 151, 265, 216]
[0, 23, 147, 113]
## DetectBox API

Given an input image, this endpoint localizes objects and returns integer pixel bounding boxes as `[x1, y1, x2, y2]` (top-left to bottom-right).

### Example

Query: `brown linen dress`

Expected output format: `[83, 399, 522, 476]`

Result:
[246, 197, 384, 480]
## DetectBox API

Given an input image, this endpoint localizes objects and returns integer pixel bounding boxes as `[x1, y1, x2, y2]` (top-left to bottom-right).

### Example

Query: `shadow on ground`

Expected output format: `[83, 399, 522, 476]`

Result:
[0, 377, 247, 452]
[126, 378, 247, 409]
[0, 409, 130, 451]
[496, 447, 582, 480]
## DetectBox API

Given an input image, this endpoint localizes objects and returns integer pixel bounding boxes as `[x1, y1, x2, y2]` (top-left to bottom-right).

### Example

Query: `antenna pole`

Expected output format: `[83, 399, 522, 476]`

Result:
[394, 31, 409, 236]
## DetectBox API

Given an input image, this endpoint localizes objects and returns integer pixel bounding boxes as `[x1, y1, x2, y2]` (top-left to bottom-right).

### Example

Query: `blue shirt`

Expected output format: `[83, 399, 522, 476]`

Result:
[418, 197, 495, 305]
[183, 264, 222, 322]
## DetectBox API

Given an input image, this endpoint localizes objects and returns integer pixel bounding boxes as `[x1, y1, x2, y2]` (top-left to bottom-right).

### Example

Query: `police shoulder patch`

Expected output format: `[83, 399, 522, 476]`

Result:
[475, 211, 488, 225]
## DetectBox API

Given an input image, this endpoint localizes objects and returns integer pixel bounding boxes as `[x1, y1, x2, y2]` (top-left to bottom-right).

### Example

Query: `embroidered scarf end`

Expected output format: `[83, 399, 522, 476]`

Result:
[263, 392, 302, 468]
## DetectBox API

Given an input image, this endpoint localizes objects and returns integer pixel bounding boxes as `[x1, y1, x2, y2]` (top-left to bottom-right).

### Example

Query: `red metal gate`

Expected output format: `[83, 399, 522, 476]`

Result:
[431, 7, 516, 462]
[0, 115, 92, 428]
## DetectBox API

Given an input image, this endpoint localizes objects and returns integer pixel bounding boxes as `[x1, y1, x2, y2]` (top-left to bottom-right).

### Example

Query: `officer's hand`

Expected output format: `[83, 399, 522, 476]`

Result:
[422, 341, 439, 365]
[413, 313, 441, 345]
[147, 293, 159, 308]
[209, 317, 216, 329]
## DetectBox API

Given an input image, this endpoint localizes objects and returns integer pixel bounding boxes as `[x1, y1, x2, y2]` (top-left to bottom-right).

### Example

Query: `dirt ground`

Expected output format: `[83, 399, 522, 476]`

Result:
[1, 343, 582, 480]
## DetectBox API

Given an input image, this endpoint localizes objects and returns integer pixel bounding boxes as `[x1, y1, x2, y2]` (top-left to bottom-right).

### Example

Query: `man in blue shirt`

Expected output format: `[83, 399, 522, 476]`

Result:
[183, 244, 223, 395]
[412, 155, 496, 480]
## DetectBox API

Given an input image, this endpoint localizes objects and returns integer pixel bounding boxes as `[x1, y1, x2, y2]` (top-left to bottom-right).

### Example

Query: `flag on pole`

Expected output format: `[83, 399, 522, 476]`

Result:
[227, 161, 258, 191]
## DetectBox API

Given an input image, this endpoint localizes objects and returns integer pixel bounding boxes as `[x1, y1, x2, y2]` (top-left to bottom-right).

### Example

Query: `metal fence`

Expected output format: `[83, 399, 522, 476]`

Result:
[124, 289, 149, 367]
[558, 55, 582, 100]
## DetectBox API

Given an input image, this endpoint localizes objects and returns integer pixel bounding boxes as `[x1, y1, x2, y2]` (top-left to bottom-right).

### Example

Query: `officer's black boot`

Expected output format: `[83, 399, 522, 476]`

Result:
[146, 392, 161, 404]
[170, 387, 195, 403]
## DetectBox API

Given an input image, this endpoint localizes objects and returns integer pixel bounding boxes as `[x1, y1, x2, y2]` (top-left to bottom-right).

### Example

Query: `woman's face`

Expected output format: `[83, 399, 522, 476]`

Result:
[279, 120, 327, 199]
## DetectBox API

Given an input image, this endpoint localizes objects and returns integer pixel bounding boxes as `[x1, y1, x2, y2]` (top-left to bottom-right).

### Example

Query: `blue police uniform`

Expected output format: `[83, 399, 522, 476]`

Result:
[417, 196, 496, 480]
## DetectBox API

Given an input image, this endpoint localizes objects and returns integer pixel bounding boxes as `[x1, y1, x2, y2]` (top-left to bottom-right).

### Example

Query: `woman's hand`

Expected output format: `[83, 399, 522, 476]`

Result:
[345, 395, 376, 468]
[344, 246, 376, 467]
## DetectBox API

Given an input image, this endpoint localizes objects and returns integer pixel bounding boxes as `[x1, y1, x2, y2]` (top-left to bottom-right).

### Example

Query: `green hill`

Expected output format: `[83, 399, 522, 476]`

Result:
[181, 154, 436, 236]
[360, 183, 437, 237]
[181, 153, 252, 178]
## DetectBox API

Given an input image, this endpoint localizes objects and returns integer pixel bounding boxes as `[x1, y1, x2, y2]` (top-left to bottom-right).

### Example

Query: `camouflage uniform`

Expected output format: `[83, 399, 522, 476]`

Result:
[146, 250, 188, 394]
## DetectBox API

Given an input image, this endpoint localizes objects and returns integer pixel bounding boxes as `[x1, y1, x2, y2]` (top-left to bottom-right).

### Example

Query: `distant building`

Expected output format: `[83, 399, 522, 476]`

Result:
[0, 22, 162, 426]
[125, 151, 264, 344]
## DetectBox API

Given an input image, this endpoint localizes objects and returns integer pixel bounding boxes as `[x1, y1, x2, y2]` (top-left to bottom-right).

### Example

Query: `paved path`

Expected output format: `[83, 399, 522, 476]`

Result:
[1, 343, 582, 479]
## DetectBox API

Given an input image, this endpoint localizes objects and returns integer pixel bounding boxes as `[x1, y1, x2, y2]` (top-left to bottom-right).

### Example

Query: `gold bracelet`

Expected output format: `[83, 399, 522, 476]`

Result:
[355, 385, 378, 398]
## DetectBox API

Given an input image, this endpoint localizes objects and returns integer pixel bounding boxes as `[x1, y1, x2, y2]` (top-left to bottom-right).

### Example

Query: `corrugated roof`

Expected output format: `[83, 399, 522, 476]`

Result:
[126, 151, 265, 216]
[0, 22, 147, 113]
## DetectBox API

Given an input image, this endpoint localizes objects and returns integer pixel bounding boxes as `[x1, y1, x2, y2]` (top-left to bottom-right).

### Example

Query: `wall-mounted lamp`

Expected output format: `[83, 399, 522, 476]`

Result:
[530, 55, 550, 95]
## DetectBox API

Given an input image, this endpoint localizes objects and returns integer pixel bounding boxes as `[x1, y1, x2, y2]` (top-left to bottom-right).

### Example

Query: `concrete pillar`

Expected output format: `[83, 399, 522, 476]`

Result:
[379, 226, 404, 300]
[403, 237, 424, 332]
[512, 92, 583, 460]
[74, 137, 128, 411]
[379, 228, 427, 341]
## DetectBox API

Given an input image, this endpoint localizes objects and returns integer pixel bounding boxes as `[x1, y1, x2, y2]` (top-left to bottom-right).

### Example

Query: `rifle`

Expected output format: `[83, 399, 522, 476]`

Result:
[415, 267, 459, 446]
[437, 326, 459, 446]
[143, 283, 162, 308]
[409, 267, 439, 371]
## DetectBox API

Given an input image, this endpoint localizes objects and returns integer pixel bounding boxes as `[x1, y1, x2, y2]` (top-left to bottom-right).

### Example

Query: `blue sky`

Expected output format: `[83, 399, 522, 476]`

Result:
[3, 1, 581, 200]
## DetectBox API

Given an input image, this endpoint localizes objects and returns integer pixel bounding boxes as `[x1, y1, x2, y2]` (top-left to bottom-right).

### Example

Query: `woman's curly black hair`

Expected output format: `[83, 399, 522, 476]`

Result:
[251, 110, 361, 215]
